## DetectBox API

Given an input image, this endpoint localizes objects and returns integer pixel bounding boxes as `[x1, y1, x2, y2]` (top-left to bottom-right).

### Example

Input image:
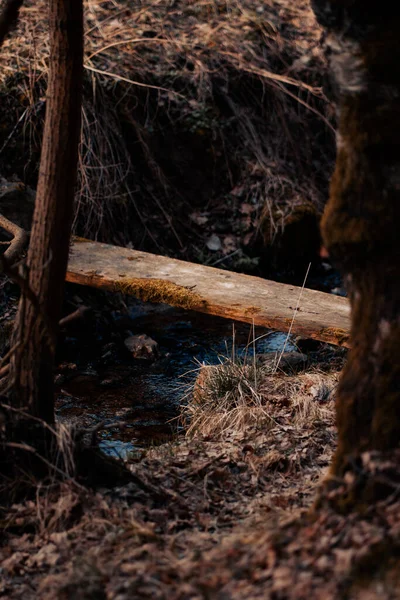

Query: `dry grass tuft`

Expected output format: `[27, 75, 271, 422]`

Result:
[183, 353, 338, 438]
[290, 372, 336, 427]
[185, 358, 276, 437]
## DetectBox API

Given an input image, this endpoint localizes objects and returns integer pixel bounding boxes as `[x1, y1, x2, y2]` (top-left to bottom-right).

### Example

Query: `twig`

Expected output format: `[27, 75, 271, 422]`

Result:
[4, 439, 87, 491]
[4, 441, 35, 451]
[0, 257, 44, 341]
[0, 253, 57, 379]
[188, 454, 226, 477]
[84, 64, 186, 99]
[0, 106, 28, 157]
[0, 400, 58, 434]
[86, 36, 177, 61]
[0, 249, 78, 391]
[0, 363, 10, 378]
[219, 52, 322, 94]
[209, 249, 241, 267]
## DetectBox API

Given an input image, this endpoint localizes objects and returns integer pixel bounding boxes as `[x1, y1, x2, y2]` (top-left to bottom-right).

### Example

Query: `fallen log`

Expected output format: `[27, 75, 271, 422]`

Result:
[67, 239, 351, 347]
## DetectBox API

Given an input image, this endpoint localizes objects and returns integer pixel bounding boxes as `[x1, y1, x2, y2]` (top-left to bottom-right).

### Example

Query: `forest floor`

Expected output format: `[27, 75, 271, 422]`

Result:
[2, 1, 400, 598]
[2, 344, 400, 599]
[1, 349, 342, 599]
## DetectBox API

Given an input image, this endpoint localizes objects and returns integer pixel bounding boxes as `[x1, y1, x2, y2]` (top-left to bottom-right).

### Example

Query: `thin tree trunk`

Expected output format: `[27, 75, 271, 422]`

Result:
[9, 0, 83, 423]
[0, 0, 24, 49]
[311, 2, 400, 476]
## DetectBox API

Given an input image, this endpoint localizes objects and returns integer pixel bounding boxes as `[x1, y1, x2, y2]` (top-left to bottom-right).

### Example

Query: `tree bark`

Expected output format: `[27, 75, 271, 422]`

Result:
[9, 0, 83, 423]
[311, 2, 400, 476]
[0, 0, 24, 49]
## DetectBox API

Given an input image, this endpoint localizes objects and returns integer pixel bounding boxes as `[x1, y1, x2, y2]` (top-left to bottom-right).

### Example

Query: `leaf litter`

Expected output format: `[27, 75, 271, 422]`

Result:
[2, 354, 400, 598]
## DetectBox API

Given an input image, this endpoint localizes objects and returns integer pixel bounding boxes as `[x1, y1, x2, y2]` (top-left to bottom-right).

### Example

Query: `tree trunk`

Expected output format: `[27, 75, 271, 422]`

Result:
[9, 0, 83, 423]
[311, 2, 400, 477]
[0, 0, 24, 49]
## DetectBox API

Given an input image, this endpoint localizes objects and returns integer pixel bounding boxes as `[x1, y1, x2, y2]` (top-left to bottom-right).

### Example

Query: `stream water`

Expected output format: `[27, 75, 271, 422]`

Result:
[55, 300, 296, 459]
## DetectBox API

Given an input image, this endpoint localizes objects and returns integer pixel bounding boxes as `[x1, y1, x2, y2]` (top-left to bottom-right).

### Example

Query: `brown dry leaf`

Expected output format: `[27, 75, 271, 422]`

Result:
[190, 212, 209, 226]
[26, 543, 60, 568]
[272, 566, 294, 591]
[240, 203, 255, 215]
[230, 185, 246, 197]
[2, 552, 29, 575]
[243, 232, 253, 246]
[49, 531, 69, 545]
[334, 548, 354, 574]
[222, 234, 237, 254]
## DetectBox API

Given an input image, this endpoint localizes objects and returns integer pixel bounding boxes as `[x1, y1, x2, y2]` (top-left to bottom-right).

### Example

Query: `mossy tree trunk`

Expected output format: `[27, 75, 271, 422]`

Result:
[9, 0, 83, 423]
[311, 1, 400, 477]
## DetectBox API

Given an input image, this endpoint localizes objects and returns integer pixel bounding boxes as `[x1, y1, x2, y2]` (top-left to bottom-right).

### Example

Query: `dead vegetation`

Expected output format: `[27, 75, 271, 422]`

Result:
[182, 347, 337, 437]
[3, 301, 397, 599]
[1, 355, 341, 598]
[4, 350, 398, 599]
[0, 0, 335, 269]
[3, 447, 400, 600]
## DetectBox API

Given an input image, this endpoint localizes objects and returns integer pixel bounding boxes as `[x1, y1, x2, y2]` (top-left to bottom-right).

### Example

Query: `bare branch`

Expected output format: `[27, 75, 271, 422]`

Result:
[59, 305, 90, 328]
[0, 362, 10, 379]
[0, 213, 28, 265]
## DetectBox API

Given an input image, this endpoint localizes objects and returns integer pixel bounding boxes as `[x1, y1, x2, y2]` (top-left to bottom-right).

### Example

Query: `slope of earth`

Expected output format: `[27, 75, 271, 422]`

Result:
[0, 0, 335, 279]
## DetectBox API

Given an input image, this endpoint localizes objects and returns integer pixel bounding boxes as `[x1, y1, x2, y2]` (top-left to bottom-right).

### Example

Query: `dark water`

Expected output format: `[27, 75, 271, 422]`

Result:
[55, 301, 296, 458]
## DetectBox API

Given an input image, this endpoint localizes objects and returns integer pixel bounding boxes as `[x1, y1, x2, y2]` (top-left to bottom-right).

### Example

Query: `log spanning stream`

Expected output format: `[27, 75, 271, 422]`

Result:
[67, 239, 350, 347]
[57, 239, 349, 459]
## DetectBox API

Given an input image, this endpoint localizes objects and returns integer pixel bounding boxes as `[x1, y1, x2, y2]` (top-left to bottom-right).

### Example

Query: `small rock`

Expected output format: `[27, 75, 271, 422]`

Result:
[331, 287, 347, 297]
[206, 234, 222, 251]
[260, 351, 308, 372]
[321, 261, 332, 271]
[124, 334, 159, 360]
